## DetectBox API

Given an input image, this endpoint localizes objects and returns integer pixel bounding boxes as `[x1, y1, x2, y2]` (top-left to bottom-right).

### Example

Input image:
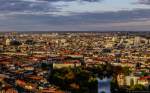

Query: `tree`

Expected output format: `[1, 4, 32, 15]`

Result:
[130, 84, 146, 91]
[49, 64, 118, 93]
[122, 67, 131, 76]
[25, 40, 35, 45]
[130, 78, 134, 87]
[10, 40, 22, 52]
[10, 40, 22, 46]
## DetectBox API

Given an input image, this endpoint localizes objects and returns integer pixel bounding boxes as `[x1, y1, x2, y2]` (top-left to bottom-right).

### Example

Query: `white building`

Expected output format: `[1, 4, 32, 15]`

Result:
[125, 76, 138, 86]
[5, 38, 11, 46]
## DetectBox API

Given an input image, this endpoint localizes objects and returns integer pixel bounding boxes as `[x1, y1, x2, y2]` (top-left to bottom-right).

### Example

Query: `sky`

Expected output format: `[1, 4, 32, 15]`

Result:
[1, 0, 150, 31]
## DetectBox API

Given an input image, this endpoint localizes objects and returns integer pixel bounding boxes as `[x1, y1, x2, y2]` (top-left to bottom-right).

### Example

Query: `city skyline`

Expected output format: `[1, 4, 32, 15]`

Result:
[1, 0, 150, 31]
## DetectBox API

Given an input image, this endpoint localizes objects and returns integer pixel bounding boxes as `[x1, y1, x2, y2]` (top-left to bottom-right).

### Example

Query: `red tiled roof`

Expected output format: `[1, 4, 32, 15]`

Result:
[139, 76, 150, 80]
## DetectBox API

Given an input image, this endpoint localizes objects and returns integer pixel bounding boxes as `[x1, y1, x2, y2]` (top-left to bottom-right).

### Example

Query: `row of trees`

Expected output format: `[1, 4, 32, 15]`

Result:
[49, 67, 97, 93]
[49, 63, 131, 93]
[49, 63, 150, 93]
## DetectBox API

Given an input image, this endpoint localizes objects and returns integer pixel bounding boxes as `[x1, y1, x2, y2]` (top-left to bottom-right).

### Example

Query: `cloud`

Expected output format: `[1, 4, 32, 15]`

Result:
[33, 0, 102, 2]
[0, 0, 149, 16]
[0, 0, 104, 16]
[0, 0, 57, 12]
[138, 0, 150, 5]
[10, 0, 102, 3]
[0, 0, 150, 31]
[0, 8, 150, 31]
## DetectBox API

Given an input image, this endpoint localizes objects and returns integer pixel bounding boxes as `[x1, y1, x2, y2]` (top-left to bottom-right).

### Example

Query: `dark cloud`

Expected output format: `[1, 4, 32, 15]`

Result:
[0, 0, 149, 31]
[138, 0, 150, 5]
[0, 0, 57, 12]
[38, 0, 102, 2]
[1, 9, 150, 27]
[0, 0, 103, 15]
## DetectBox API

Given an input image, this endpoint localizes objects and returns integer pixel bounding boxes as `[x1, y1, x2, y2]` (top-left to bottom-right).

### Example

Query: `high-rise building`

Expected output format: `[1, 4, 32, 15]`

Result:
[134, 37, 141, 46]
